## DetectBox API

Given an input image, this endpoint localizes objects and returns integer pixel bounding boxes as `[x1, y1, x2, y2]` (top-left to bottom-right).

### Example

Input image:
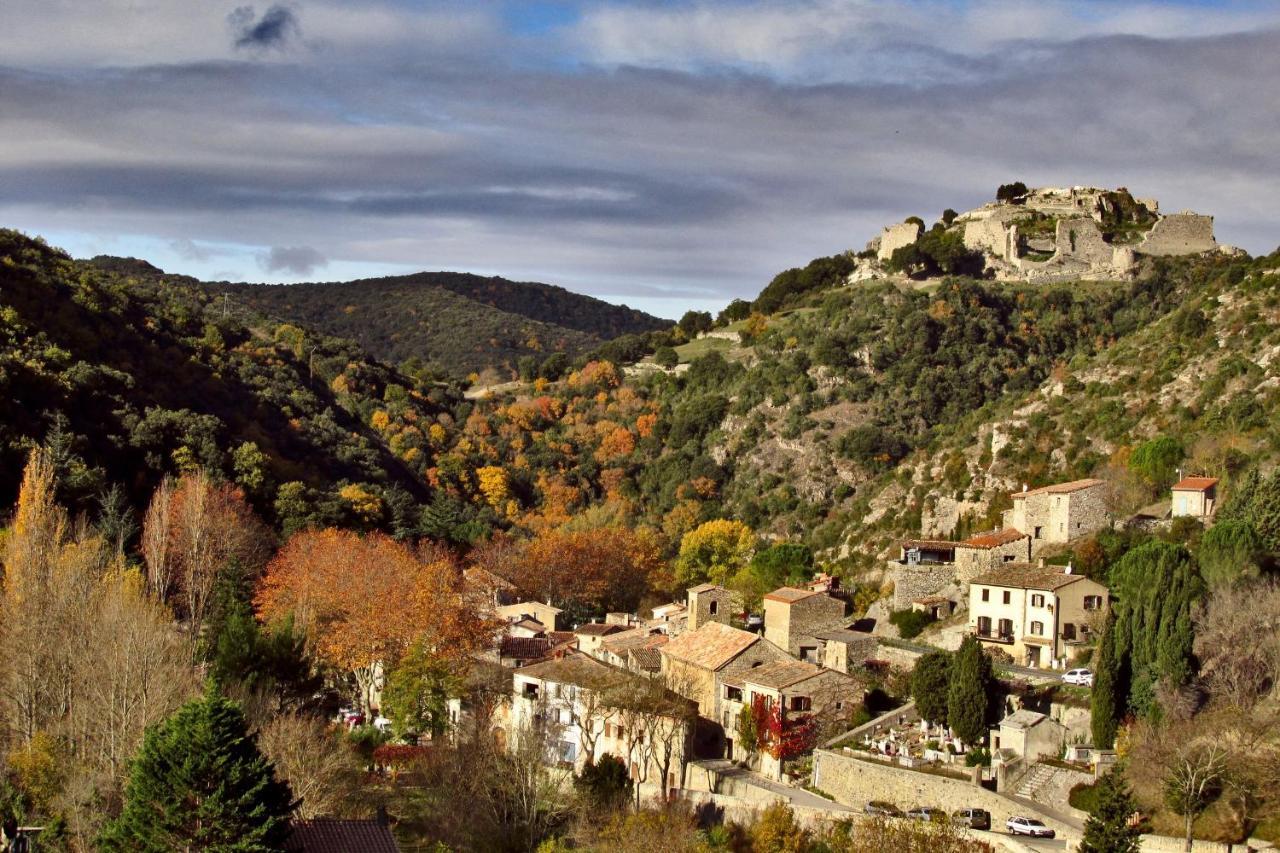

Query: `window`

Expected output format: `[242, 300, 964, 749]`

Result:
[1083, 595, 1103, 611]
[1030, 621, 1044, 635]
[1031, 594, 1044, 608]
[977, 616, 991, 636]
[1062, 623, 1077, 641]
[522, 682, 540, 699]
[790, 696, 811, 712]
[981, 588, 990, 602]
[835, 701, 844, 711]
[1034, 526, 1043, 539]
[1002, 591, 1011, 605]
[1059, 523, 1065, 533]
[800, 646, 818, 663]
[709, 600, 719, 616]
[725, 686, 743, 702]
[559, 708, 571, 724]
[558, 741, 577, 765]
[1003, 554, 1015, 562]
[998, 618, 1014, 638]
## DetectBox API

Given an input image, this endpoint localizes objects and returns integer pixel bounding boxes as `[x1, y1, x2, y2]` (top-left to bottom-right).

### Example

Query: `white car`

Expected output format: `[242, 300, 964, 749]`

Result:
[1062, 668, 1094, 687]
[1007, 816, 1056, 838]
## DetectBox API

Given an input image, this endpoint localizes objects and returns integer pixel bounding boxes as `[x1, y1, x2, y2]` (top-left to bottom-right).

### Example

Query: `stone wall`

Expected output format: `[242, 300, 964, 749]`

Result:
[877, 221, 923, 261]
[1139, 213, 1217, 256]
[1055, 217, 1112, 265]
[812, 749, 1076, 839]
[689, 586, 732, 632]
[889, 562, 954, 609]
[1065, 484, 1110, 543]
[955, 537, 1029, 584]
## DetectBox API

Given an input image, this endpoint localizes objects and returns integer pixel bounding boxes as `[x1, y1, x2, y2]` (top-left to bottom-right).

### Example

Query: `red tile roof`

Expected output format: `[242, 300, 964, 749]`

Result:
[574, 622, 625, 637]
[970, 564, 1089, 591]
[742, 659, 829, 690]
[1172, 476, 1219, 491]
[1011, 478, 1106, 498]
[660, 621, 760, 671]
[286, 819, 399, 853]
[959, 528, 1027, 550]
[763, 586, 818, 604]
[901, 539, 958, 551]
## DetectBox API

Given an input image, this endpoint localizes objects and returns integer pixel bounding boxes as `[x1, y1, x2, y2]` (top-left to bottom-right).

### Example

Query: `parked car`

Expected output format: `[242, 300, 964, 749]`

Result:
[952, 808, 991, 830]
[906, 807, 946, 822]
[1006, 816, 1056, 838]
[863, 801, 903, 817]
[1062, 668, 1094, 686]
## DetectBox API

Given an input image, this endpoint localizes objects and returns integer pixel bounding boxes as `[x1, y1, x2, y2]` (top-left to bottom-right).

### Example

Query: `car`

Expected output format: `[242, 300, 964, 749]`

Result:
[1062, 668, 1094, 686]
[863, 801, 903, 817]
[952, 808, 992, 830]
[905, 807, 946, 822]
[1006, 816, 1056, 838]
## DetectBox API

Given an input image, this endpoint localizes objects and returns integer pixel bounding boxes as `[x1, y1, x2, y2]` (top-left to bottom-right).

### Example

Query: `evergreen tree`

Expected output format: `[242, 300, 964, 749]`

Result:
[100, 688, 294, 852]
[1079, 769, 1141, 853]
[1091, 613, 1120, 749]
[910, 651, 952, 726]
[947, 635, 991, 745]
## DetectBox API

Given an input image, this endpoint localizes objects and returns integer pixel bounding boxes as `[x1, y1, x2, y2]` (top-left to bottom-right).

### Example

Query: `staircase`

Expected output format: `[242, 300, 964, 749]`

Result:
[1016, 762, 1058, 799]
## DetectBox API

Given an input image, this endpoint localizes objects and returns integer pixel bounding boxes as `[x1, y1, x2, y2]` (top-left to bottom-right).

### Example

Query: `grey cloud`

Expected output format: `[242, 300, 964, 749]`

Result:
[230, 4, 300, 50]
[259, 245, 326, 275]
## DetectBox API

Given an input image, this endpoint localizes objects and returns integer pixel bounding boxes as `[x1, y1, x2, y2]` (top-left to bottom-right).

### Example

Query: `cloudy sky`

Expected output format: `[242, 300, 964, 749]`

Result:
[2, 1, 1279, 318]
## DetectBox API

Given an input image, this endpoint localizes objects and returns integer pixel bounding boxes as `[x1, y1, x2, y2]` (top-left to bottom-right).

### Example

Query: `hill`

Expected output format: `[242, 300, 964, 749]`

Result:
[0, 230, 469, 531]
[199, 271, 670, 379]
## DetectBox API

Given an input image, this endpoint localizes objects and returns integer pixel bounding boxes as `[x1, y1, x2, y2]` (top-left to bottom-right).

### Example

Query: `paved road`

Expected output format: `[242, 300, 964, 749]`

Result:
[883, 638, 1063, 683]
[691, 759, 857, 812]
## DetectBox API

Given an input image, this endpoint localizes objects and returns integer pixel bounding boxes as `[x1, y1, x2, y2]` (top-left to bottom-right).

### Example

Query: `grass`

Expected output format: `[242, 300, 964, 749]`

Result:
[674, 335, 735, 362]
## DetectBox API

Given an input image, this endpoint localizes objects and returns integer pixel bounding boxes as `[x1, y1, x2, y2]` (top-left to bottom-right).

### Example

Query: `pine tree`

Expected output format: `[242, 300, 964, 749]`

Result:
[99, 687, 294, 852]
[1079, 769, 1141, 853]
[1091, 613, 1120, 749]
[947, 635, 992, 745]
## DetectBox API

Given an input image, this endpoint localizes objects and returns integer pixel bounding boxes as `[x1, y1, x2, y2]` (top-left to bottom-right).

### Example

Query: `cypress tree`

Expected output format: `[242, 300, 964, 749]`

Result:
[910, 650, 952, 726]
[1091, 613, 1120, 749]
[99, 687, 294, 852]
[1079, 769, 1141, 853]
[947, 635, 991, 745]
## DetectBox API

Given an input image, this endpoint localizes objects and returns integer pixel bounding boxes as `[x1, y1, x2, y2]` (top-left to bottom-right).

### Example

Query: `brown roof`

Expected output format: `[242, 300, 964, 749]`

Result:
[659, 621, 760, 671]
[547, 631, 576, 644]
[763, 586, 818, 604]
[1012, 478, 1106, 498]
[515, 651, 626, 690]
[500, 636, 557, 660]
[463, 566, 517, 590]
[603, 628, 669, 655]
[1173, 476, 1219, 491]
[574, 622, 625, 637]
[286, 819, 399, 853]
[913, 596, 949, 605]
[813, 627, 875, 644]
[901, 539, 958, 551]
[630, 647, 663, 672]
[959, 528, 1027, 550]
[741, 659, 825, 690]
[970, 564, 1088, 591]
[511, 617, 546, 633]
[686, 583, 723, 594]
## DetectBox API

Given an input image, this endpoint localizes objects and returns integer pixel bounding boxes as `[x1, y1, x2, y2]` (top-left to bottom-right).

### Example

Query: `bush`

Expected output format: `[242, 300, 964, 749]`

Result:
[653, 346, 679, 368]
[889, 608, 935, 639]
[1069, 781, 1102, 814]
[965, 747, 991, 767]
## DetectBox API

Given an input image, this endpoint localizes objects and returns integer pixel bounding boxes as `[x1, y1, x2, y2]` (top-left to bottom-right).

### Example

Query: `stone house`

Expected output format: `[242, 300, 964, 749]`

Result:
[686, 583, 733, 632]
[597, 625, 670, 672]
[496, 601, 563, 632]
[720, 659, 863, 779]
[762, 587, 848, 661]
[954, 529, 1032, 584]
[889, 539, 959, 608]
[510, 651, 694, 792]
[1003, 478, 1109, 552]
[810, 627, 879, 675]
[1171, 476, 1219, 518]
[658, 621, 792, 727]
[990, 709, 1067, 765]
[968, 563, 1109, 669]
[573, 622, 626, 657]
[496, 635, 575, 669]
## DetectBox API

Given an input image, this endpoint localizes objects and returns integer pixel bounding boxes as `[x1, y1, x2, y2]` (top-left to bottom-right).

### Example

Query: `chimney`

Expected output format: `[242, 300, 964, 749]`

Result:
[1064, 562, 1073, 575]
[1037, 557, 1046, 568]
[377, 805, 389, 827]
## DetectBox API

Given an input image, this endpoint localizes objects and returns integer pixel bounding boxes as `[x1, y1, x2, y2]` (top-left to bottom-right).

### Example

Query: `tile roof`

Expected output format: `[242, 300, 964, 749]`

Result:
[286, 819, 399, 853]
[901, 539, 959, 551]
[959, 528, 1028, 550]
[500, 636, 557, 660]
[1011, 478, 1106, 498]
[686, 583, 723, 594]
[1173, 476, 1219, 491]
[511, 617, 546, 633]
[970, 563, 1087, 591]
[913, 596, 949, 605]
[813, 627, 876, 644]
[630, 647, 663, 672]
[547, 631, 576, 645]
[574, 622, 625, 637]
[463, 567, 517, 590]
[741, 659, 825, 690]
[763, 586, 818, 604]
[659, 621, 759, 671]
[1000, 709, 1049, 730]
[515, 651, 627, 690]
[602, 628, 669, 656]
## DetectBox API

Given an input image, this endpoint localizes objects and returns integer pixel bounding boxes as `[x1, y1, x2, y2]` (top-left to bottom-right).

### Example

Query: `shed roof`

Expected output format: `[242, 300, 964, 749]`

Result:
[959, 528, 1028, 550]
[1001, 709, 1049, 730]
[659, 621, 759, 671]
[1012, 478, 1106, 498]
[686, 583, 724, 594]
[813, 627, 875, 643]
[285, 819, 399, 853]
[1172, 476, 1219, 491]
[970, 564, 1088, 591]
[763, 586, 818, 604]
[515, 651, 625, 690]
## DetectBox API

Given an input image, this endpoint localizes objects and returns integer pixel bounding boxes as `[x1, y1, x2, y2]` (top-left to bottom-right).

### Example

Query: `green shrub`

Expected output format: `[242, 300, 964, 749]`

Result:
[889, 608, 935, 639]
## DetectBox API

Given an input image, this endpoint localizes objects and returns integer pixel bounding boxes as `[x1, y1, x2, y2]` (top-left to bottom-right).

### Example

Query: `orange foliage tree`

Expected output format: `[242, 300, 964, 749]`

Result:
[505, 526, 663, 615]
[255, 529, 488, 714]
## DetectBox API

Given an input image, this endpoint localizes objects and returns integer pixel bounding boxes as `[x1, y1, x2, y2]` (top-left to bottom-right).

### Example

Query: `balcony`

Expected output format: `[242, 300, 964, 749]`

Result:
[975, 629, 1014, 645]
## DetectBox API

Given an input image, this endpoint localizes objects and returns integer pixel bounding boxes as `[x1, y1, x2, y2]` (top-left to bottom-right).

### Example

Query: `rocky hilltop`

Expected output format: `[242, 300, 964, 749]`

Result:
[863, 185, 1242, 284]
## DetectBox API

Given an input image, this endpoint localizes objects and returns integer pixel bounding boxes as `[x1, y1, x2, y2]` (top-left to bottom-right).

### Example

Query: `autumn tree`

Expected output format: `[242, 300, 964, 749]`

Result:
[256, 529, 487, 715]
[506, 525, 663, 615]
[258, 714, 364, 819]
[141, 469, 272, 640]
[674, 519, 755, 587]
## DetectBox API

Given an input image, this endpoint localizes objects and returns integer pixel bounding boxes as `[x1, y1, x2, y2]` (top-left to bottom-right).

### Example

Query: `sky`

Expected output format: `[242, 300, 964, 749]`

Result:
[2, 1, 1280, 319]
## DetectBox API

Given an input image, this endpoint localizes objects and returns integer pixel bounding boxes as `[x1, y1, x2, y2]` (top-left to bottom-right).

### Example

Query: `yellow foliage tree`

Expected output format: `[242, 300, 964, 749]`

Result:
[476, 466, 510, 510]
[339, 483, 384, 524]
[675, 519, 755, 587]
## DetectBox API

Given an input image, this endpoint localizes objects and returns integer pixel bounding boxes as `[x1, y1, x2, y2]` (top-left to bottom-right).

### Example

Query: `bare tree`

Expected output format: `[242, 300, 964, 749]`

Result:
[1194, 579, 1280, 709]
[259, 714, 365, 818]
[140, 475, 175, 601]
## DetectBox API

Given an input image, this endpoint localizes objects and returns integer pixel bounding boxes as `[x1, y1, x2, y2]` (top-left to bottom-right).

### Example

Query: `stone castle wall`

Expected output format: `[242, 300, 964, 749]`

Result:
[1054, 217, 1112, 265]
[1138, 213, 1217, 256]
[877, 221, 923, 261]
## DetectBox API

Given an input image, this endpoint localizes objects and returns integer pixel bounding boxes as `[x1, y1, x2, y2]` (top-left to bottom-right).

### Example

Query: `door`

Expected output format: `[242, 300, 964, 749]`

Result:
[1026, 645, 1041, 668]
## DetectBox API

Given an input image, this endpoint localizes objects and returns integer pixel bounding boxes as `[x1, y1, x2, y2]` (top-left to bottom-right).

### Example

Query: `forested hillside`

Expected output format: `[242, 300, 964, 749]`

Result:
[202, 271, 669, 379]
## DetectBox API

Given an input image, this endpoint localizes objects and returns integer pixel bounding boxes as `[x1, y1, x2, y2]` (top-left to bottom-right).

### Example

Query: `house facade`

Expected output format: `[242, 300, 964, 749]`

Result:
[658, 621, 792, 727]
[762, 587, 847, 661]
[1003, 478, 1109, 551]
[967, 563, 1109, 668]
[954, 529, 1032, 584]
